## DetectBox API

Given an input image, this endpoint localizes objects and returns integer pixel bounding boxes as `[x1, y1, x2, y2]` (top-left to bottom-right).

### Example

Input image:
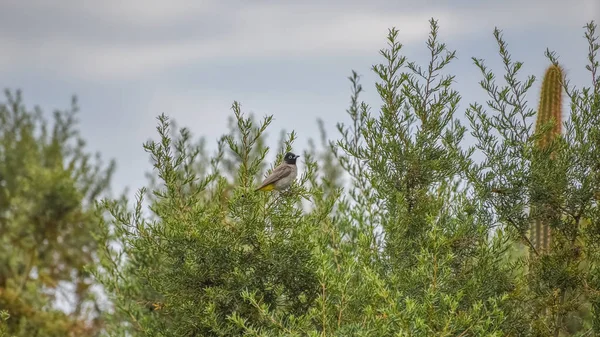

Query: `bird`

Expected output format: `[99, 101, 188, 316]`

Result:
[254, 152, 300, 192]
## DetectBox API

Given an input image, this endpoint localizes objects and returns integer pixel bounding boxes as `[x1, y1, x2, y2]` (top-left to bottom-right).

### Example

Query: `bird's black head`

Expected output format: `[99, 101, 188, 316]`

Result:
[284, 152, 300, 164]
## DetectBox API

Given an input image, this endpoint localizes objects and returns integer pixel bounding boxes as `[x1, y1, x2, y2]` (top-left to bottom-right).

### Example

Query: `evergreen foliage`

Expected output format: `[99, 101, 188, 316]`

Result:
[92, 19, 600, 336]
[92, 19, 600, 337]
[0, 90, 115, 336]
[1, 18, 598, 337]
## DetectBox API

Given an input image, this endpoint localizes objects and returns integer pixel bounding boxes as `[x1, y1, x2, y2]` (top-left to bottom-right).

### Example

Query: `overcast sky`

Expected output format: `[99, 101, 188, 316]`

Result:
[1, 0, 599, 200]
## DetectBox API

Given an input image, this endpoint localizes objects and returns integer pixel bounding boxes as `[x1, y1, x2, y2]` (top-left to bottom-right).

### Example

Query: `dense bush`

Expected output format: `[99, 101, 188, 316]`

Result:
[93, 19, 600, 337]
[0, 90, 115, 337]
[2, 18, 598, 337]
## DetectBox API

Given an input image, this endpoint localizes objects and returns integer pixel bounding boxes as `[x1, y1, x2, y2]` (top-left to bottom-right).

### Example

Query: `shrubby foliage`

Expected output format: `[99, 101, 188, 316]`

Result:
[93, 19, 600, 337]
[1, 18, 596, 337]
[0, 90, 115, 336]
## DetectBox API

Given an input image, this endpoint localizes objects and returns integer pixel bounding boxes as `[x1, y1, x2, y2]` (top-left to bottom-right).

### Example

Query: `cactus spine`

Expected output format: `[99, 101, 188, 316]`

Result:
[530, 64, 564, 255]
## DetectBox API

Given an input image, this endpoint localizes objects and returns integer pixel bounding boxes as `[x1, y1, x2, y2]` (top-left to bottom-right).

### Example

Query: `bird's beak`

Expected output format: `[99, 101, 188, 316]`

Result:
[295, 155, 301, 159]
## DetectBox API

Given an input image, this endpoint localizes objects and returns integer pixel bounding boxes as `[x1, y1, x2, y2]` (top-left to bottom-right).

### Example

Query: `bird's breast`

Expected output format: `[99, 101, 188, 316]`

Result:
[274, 166, 297, 189]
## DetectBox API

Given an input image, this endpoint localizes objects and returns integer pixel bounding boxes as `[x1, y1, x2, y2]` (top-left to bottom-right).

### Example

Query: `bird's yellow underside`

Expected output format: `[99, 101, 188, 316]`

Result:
[257, 184, 276, 191]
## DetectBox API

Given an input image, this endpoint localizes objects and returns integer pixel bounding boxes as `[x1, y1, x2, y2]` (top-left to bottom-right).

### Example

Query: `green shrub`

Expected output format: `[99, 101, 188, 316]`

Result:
[92, 19, 600, 337]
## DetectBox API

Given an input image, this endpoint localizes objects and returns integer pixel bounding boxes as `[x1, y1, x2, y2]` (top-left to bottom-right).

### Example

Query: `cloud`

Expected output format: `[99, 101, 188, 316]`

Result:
[0, 8, 455, 81]
[0, 0, 597, 81]
[2, 0, 221, 28]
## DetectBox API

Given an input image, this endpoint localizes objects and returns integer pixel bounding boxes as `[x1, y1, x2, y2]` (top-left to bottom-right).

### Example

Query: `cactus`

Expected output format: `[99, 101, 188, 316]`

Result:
[530, 64, 564, 255]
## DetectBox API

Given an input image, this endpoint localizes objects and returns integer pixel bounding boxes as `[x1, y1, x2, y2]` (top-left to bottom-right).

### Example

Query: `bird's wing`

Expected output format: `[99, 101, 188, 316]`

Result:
[256, 164, 293, 188]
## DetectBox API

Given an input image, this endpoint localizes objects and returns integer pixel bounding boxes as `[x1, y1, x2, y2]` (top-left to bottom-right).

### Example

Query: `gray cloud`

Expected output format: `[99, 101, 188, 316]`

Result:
[2, 0, 596, 81]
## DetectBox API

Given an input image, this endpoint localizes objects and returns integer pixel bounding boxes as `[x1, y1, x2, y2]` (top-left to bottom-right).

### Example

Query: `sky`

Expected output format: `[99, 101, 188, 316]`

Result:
[1, 0, 599, 201]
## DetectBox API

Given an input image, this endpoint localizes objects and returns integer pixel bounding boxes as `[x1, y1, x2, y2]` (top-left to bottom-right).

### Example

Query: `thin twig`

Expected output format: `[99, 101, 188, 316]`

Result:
[506, 217, 539, 257]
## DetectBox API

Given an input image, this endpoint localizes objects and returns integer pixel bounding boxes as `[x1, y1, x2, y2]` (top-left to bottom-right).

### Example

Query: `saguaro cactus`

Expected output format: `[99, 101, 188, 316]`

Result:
[530, 64, 564, 255]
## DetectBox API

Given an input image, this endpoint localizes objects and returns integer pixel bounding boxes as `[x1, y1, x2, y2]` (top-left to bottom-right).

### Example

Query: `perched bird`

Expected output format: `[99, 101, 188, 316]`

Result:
[255, 152, 300, 192]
